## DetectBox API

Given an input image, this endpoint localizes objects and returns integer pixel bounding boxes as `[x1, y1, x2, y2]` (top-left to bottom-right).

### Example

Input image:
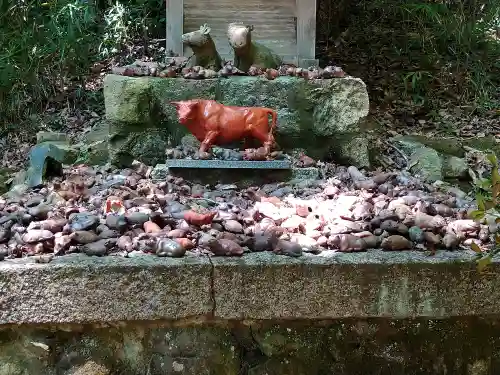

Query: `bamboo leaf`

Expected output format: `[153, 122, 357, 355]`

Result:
[484, 199, 496, 211]
[492, 167, 500, 187]
[470, 242, 482, 253]
[477, 255, 493, 273]
[476, 194, 486, 211]
[469, 210, 485, 221]
[487, 153, 498, 166]
[493, 184, 500, 205]
[495, 234, 500, 245]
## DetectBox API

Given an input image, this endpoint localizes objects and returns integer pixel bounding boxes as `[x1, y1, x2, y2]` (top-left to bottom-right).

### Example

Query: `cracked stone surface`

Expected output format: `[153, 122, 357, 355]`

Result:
[0, 251, 498, 325]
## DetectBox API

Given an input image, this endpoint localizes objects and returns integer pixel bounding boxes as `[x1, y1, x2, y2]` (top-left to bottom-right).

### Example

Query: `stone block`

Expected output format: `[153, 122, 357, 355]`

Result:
[2, 251, 500, 325]
[25, 142, 78, 188]
[164, 159, 291, 169]
[36, 131, 68, 144]
[103, 74, 370, 167]
[0, 255, 212, 324]
[104, 75, 153, 124]
[216, 76, 369, 137]
[1, 252, 500, 374]
[211, 251, 500, 320]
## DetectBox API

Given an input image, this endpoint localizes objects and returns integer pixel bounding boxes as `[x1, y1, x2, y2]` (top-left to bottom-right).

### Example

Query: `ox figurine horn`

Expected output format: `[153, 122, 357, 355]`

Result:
[170, 101, 181, 108]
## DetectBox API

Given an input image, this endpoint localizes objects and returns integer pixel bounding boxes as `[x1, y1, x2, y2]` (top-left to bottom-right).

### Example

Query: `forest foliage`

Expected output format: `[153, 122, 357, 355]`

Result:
[0, 0, 499, 125]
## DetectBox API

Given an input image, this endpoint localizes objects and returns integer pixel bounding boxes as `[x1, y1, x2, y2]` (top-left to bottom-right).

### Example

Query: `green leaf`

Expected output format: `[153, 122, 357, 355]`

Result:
[495, 234, 500, 245]
[479, 178, 493, 190]
[487, 153, 498, 166]
[470, 242, 482, 253]
[485, 199, 496, 211]
[477, 254, 493, 273]
[492, 167, 500, 187]
[476, 195, 486, 211]
[469, 210, 485, 221]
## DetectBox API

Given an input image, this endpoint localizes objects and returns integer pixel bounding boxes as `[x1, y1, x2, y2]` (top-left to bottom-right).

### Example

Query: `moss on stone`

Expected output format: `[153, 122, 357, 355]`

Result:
[409, 146, 444, 182]
[146, 327, 239, 375]
[0, 168, 13, 194]
[312, 78, 370, 135]
[252, 326, 326, 358]
[102, 74, 371, 167]
[247, 357, 311, 375]
[392, 135, 465, 157]
[104, 75, 152, 124]
[442, 155, 468, 179]
[75, 140, 109, 166]
[329, 134, 373, 168]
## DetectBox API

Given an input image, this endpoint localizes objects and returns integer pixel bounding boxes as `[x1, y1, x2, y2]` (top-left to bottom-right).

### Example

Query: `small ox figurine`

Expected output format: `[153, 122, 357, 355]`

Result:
[170, 99, 277, 160]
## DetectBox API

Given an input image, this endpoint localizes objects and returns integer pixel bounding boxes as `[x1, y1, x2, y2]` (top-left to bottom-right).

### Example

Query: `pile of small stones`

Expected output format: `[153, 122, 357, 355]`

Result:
[165, 144, 289, 162]
[165, 142, 317, 166]
[0, 158, 485, 262]
[111, 60, 346, 81]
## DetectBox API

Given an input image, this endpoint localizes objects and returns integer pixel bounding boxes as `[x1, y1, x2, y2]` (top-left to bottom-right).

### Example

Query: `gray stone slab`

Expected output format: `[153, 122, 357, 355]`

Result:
[165, 159, 291, 169]
[0, 254, 212, 325]
[212, 251, 500, 320]
[1, 251, 500, 325]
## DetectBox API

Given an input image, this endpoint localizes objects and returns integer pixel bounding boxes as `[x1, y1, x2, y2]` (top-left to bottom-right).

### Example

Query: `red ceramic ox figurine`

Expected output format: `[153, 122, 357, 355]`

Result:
[170, 99, 277, 160]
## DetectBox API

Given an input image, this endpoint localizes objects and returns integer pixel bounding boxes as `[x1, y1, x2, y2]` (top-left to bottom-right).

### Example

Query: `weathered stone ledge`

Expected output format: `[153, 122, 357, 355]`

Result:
[0, 251, 497, 326]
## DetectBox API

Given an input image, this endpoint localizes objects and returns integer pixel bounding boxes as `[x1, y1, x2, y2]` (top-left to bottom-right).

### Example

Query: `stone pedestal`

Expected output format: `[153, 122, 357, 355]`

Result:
[102, 75, 371, 167]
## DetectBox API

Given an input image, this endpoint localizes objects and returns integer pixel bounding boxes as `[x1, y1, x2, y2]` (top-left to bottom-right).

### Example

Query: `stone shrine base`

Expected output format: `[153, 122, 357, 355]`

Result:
[0, 251, 499, 375]
[102, 74, 371, 168]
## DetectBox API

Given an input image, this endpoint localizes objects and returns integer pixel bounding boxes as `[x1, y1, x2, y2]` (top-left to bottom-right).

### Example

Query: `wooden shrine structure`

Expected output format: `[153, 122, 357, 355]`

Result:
[166, 0, 317, 67]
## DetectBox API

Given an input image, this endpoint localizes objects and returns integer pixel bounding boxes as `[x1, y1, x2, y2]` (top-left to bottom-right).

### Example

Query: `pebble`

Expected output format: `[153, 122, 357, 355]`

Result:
[270, 186, 292, 197]
[106, 215, 128, 232]
[381, 235, 412, 251]
[156, 238, 186, 257]
[408, 226, 425, 243]
[99, 229, 120, 239]
[82, 239, 116, 256]
[69, 213, 99, 231]
[125, 212, 150, 226]
[144, 221, 161, 233]
[0, 245, 8, 261]
[72, 231, 100, 244]
[0, 229, 10, 242]
[28, 204, 52, 219]
[223, 220, 243, 233]
[0, 155, 484, 260]
[274, 239, 303, 257]
[22, 229, 54, 243]
[25, 196, 44, 207]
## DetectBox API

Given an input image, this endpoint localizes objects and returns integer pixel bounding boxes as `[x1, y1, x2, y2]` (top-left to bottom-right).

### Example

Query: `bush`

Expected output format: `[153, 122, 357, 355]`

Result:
[0, 0, 99, 121]
[0, 0, 498, 128]
[317, 0, 500, 110]
[469, 152, 500, 272]
[0, 0, 165, 128]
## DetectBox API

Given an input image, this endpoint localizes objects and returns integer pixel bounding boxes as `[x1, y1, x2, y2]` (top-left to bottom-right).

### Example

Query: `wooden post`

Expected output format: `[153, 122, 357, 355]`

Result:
[166, 0, 184, 57]
[296, 0, 318, 68]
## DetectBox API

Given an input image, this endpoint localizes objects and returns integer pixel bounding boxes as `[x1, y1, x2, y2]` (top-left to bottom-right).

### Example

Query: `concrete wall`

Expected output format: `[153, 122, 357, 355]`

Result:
[0, 251, 499, 374]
